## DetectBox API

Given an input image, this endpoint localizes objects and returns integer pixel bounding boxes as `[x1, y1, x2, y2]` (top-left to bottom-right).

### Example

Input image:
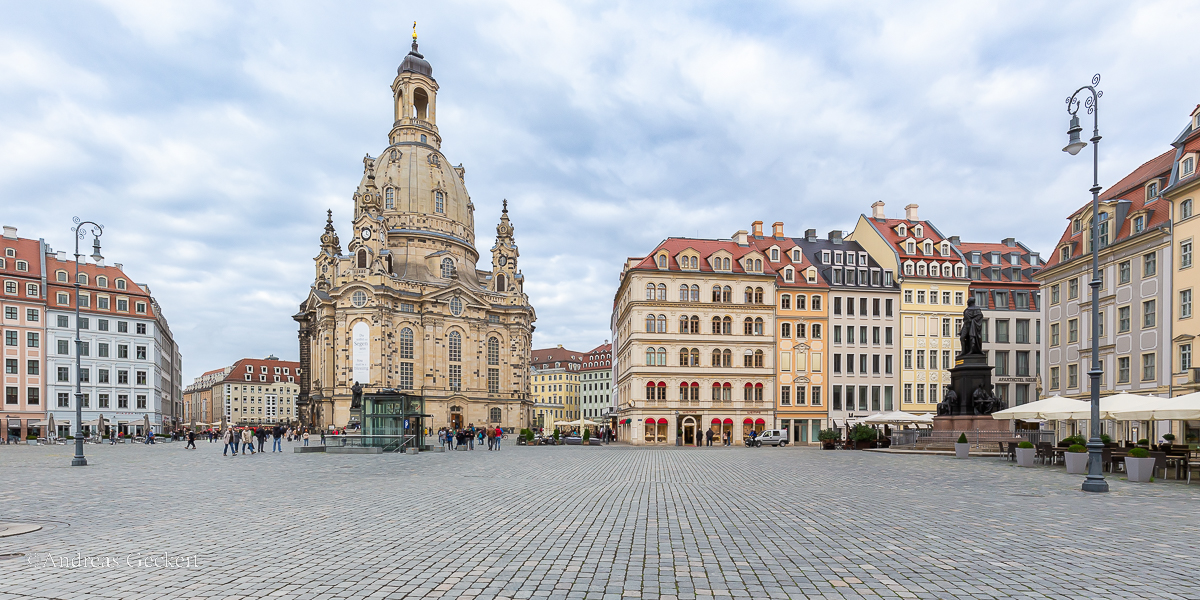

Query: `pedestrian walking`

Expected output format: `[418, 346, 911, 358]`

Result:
[186, 430, 196, 450]
[241, 428, 255, 454]
[494, 426, 503, 451]
[223, 428, 235, 456]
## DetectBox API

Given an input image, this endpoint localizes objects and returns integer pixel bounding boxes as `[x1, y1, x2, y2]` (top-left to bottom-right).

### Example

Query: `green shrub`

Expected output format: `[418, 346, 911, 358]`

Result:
[1067, 444, 1086, 453]
[1061, 435, 1086, 447]
[552, 430, 560, 441]
[1100, 434, 1112, 444]
[66, 435, 75, 440]
[583, 429, 591, 441]
[27, 434, 38, 440]
[1137, 438, 1149, 445]
[1017, 441, 1034, 449]
[957, 433, 968, 444]
[1128, 447, 1149, 458]
[817, 428, 840, 442]
[849, 423, 877, 442]
[1162, 433, 1176, 441]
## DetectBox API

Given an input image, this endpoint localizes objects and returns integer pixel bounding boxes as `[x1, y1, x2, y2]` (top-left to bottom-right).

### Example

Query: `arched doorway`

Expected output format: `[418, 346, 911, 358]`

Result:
[450, 405, 463, 429]
[682, 416, 696, 446]
[721, 418, 733, 445]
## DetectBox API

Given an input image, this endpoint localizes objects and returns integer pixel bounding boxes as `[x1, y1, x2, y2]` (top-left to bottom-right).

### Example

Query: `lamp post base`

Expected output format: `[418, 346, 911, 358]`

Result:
[71, 457, 88, 467]
[1081, 478, 1108, 493]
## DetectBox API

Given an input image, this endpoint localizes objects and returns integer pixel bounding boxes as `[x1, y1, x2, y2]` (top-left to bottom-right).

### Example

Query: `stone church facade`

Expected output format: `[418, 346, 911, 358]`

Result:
[294, 35, 536, 431]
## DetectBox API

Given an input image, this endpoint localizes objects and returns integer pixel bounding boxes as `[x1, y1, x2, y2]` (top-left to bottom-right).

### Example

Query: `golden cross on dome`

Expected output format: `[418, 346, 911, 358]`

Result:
[412, 21, 417, 40]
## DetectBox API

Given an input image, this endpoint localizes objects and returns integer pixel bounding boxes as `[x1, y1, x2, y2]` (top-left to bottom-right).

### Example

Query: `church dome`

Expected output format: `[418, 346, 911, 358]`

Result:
[398, 41, 432, 78]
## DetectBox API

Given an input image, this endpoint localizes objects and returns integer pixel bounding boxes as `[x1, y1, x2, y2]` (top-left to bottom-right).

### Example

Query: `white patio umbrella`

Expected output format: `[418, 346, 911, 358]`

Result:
[1105, 392, 1200, 421]
[1045, 392, 1160, 421]
[860, 411, 930, 425]
[991, 395, 1092, 421]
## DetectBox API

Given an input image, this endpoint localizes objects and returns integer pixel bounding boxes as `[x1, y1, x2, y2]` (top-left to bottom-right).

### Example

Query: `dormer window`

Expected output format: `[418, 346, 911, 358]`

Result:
[916, 262, 927, 276]
[1182, 156, 1196, 178]
[770, 248, 779, 262]
[897, 224, 907, 237]
[1060, 246, 1071, 262]
[1072, 219, 1081, 234]
[913, 225, 923, 238]
[940, 242, 950, 256]
[116, 279, 126, 290]
[833, 252, 843, 265]
[806, 268, 817, 283]
[821, 250, 830, 263]
[923, 241, 933, 255]
[792, 249, 801, 262]
[906, 241, 915, 254]
[903, 262, 914, 276]
[783, 268, 793, 282]
[858, 252, 867, 266]
[1146, 181, 1159, 201]
[954, 264, 965, 278]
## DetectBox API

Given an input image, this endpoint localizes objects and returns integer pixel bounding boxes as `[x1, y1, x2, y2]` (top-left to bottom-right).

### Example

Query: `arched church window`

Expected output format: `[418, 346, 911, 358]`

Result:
[448, 331, 462, 362]
[399, 328, 414, 359]
[487, 337, 500, 365]
[441, 257, 455, 279]
[385, 187, 394, 209]
[495, 273, 506, 292]
[435, 191, 445, 214]
[357, 249, 367, 269]
[489, 408, 501, 423]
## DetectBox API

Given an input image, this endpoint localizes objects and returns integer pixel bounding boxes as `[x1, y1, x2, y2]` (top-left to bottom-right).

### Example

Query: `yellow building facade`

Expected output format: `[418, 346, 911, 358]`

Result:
[530, 346, 582, 431]
[849, 203, 971, 413]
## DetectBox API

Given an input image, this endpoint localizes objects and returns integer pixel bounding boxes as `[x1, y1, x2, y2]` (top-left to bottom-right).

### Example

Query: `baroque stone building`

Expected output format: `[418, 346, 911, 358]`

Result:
[294, 35, 536, 431]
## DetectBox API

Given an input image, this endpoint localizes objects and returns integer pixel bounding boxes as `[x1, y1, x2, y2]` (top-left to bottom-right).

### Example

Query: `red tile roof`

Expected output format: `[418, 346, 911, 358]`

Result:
[44, 253, 156, 318]
[531, 346, 586, 369]
[747, 236, 829, 289]
[221, 358, 301, 384]
[628, 237, 778, 275]
[582, 343, 612, 371]
[1042, 150, 1174, 270]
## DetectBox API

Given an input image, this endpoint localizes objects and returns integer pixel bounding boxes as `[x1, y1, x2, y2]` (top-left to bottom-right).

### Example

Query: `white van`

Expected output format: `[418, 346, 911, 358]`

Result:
[755, 429, 788, 447]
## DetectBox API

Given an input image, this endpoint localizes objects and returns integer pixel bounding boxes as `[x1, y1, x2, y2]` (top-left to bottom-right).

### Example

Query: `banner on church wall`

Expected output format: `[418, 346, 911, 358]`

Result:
[352, 322, 370, 385]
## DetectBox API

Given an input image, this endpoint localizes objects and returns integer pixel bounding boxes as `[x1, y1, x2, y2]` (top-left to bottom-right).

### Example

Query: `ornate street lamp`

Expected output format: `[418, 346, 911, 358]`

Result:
[71, 218, 103, 467]
[1063, 74, 1108, 493]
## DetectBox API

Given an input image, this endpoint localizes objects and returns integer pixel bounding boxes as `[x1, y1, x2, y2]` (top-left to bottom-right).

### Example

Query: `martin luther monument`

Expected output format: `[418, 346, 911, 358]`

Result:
[934, 297, 1006, 431]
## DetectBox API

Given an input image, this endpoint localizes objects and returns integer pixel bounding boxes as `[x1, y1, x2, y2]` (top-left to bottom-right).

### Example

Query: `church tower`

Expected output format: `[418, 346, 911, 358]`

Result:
[295, 30, 536, 432]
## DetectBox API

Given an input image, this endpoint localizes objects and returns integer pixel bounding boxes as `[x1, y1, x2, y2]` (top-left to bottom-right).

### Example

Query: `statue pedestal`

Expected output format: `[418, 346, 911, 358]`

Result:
[932, 415, 1008, 432]
[947, 353, 996, 416]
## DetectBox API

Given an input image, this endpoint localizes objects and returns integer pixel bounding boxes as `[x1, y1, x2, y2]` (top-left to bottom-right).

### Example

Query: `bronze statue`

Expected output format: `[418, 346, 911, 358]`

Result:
[972, 383, 1003, 415]
[937, 388, 957, 416]
[959, 297, 984, 356]
[351, 381, 363, 409]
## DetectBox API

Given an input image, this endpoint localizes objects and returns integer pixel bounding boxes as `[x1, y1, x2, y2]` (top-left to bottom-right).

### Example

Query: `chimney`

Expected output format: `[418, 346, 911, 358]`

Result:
[772, 222, 784, 238]
[114, 263, 123, 271]
[1002, 237, 1016, 247]
[1, 225, 16, 240]
[948, 235, 961, 246]
[871, 201, 886, 219]
[751, 221, 764, 237]
[804, 228, 817, 242]
[733, 230, 749, 246]
[829, 230, 843, 245]
[57, 251, 67, 261]
[904, 204, 919, 221]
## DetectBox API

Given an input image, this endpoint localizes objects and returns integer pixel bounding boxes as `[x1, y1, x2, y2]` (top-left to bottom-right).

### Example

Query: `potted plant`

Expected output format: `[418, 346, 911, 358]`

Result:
[1015, 441, 1036, 467]
[1100, 434, 1114, 447]
[818, 429, 839, 450]
[1137, 438, 1149, 447]
[552, 430, 560, 445]
[583, 429, 591, 445]
[1125, 447, 1154, 483]
[849, 424, 877, 449]
[955, 433, 970, 459]
[516, 428, 529, 446]
[1161, 433, 1176, 450]
[676, 428, 683, 446]
[26, 434, 38, 446]
[1064, 444, 1089, 474]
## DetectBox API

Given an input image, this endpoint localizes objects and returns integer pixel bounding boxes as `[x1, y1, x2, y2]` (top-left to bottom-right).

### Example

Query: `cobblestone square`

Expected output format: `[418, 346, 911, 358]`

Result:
[1, 442, 1198, 600]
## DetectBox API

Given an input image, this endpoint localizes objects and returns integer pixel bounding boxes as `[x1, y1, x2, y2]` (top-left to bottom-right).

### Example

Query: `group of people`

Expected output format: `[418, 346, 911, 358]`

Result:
[437, 425, 505, 451]
[704, 428, 736, 446]
[220, 425, 310, 456]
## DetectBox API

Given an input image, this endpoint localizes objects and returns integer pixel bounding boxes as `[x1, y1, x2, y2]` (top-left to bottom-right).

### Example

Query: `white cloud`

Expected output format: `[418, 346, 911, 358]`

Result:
[1, 0, 1198, 374]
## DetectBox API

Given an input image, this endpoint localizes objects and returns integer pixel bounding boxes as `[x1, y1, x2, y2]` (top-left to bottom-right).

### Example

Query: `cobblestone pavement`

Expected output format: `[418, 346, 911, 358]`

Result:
[1, 441, 1198, 600]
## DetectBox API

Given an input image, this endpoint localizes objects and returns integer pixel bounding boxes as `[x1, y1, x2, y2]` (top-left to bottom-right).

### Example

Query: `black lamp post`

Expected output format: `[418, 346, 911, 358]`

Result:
[1063, 74, 1108, 493]
[71, 218, 103, 467]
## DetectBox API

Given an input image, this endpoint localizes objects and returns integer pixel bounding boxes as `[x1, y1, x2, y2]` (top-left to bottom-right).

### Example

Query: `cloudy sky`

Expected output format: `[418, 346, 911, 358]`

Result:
[3, 1, 1198, 381]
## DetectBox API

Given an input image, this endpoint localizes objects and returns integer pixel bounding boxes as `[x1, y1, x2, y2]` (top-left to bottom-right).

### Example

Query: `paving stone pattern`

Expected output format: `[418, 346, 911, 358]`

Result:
[1, 441, 1198, 599]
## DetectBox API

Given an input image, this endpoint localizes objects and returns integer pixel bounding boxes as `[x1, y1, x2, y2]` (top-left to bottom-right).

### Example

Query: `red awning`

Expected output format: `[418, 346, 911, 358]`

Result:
[755, 418, 766, 425]
[743, 418, 753, 424]
[722, 383, 731, 388]
[722, 418, 733, 424]
[690, 382, 699, 387]
[711, 418, 721, 424]
[711, 383, 721, 387]
[755, 383, 764, 388]
[744, 383, 753, 388]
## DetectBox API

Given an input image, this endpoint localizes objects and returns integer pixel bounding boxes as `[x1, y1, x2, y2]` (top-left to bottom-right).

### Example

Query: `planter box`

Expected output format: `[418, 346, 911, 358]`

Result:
[1125, 456, 1155, 483]
[1065, 451, 1089, 474]
[954, 442, 970, 459]
[26, 440, 38, 446]
[1015, 447, 1036, 467]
